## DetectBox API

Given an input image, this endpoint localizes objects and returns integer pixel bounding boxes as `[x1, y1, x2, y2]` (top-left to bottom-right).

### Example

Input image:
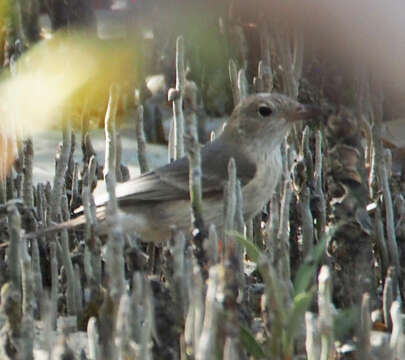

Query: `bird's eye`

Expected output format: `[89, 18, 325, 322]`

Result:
[258, 105, 272, 117]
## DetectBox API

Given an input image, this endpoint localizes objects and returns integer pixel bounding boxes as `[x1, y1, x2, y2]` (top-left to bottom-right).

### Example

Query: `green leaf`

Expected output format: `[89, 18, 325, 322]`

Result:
[232, 231, 261, 263]
[240, 325, 266, 359]
[286, 290, 315, 341]
[334, 306, 359, 339]
[294, 261, 316, 296]
[293, 226, 334, 295]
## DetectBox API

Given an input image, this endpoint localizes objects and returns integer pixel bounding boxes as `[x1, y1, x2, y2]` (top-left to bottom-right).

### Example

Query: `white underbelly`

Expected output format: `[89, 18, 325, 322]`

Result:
[242, 150, 282, 219]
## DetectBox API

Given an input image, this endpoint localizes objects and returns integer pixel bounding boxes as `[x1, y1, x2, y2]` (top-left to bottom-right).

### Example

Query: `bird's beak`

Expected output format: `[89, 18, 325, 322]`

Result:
[288, 104, 322, 122]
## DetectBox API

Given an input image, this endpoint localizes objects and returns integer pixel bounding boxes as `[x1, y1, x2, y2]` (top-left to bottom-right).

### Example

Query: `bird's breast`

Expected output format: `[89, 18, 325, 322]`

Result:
[242, 148, 282, 220]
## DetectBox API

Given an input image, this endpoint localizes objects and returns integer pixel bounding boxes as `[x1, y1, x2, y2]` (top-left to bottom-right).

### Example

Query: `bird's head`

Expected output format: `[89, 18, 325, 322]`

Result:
[223, 93, 317, 151]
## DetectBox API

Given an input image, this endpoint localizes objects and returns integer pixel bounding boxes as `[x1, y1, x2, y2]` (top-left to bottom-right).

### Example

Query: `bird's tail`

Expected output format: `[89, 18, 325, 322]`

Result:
[24, 214, 88, 240]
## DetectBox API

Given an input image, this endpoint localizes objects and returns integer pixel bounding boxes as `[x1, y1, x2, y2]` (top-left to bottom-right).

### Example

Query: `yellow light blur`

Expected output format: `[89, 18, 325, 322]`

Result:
[0, 31, 137, 137]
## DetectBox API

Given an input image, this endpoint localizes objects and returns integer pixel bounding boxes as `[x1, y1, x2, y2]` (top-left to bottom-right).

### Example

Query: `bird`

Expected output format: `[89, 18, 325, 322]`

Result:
[29, 93, 317, 243]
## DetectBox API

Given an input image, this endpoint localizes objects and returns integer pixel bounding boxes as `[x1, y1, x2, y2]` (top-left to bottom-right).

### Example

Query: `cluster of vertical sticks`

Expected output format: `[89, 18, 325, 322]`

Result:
[0, 23, 404, 360]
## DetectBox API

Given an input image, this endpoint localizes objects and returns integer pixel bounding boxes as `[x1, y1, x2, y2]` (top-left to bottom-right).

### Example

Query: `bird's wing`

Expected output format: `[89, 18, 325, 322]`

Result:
[95, 139, 257, 208]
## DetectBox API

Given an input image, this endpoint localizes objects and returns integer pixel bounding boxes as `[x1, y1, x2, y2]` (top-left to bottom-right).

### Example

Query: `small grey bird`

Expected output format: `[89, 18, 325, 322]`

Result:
[33, 93, 316, 242]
